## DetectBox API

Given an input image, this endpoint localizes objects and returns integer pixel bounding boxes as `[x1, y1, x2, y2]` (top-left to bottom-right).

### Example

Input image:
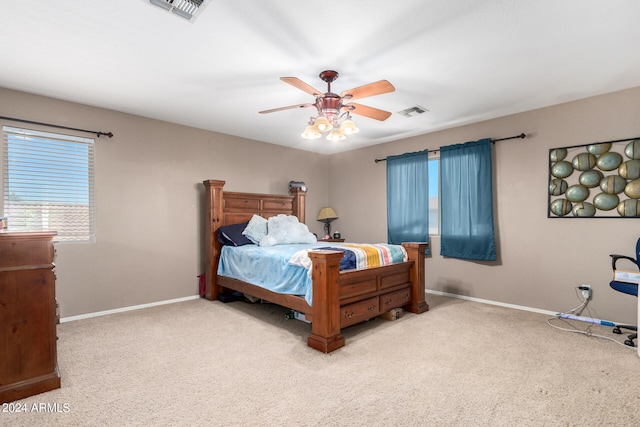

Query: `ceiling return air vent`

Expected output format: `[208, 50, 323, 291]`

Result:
[398, 105, 429, 117]
[145, 0, 207, 22]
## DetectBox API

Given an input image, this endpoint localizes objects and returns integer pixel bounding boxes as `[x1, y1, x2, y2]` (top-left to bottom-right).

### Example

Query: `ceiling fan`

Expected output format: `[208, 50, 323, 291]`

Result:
[259, 70, 395, 141]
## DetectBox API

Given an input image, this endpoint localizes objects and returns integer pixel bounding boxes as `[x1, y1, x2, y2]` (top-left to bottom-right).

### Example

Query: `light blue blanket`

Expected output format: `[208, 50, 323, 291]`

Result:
[218, 243, 330, 305]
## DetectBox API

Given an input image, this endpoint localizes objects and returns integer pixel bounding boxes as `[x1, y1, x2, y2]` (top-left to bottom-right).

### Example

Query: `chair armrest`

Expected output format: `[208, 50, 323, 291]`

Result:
[610, 254, 639, 271]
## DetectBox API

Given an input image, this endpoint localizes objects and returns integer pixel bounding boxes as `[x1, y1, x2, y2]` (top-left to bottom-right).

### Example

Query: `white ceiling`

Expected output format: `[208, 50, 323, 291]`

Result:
[1, 1, 640, 155]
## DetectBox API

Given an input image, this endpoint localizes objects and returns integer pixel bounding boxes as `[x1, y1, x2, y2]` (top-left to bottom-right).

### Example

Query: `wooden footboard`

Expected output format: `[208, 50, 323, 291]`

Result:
[203, 179, 428, 353]
[307, 242, 428, 352]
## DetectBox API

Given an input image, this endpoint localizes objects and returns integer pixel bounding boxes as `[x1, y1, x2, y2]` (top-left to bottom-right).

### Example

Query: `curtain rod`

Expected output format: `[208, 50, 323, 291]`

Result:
[0, 116, 113, 138]
[374, 132, 526, 163]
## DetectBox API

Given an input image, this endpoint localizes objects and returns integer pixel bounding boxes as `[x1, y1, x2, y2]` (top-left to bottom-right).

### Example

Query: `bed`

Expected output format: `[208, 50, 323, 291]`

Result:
[203, 179, 428, 352]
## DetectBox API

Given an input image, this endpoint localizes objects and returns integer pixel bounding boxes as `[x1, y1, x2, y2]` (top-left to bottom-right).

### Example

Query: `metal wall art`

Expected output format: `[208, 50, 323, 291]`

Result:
[548, 137, 640, 218]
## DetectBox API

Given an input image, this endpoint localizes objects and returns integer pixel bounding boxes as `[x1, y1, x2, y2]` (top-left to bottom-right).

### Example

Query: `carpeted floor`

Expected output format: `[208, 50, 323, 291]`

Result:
[3, 295, 639, 426]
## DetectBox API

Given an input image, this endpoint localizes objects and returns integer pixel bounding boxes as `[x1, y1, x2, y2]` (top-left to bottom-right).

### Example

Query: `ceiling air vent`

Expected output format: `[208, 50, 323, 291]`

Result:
[146, 0, 207, 22]
[398, 105, 429, 118]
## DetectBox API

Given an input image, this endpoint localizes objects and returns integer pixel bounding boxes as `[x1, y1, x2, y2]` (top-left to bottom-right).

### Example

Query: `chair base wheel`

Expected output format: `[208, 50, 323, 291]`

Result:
[624, 339, 636, 347]
[613, 327, 622, 335]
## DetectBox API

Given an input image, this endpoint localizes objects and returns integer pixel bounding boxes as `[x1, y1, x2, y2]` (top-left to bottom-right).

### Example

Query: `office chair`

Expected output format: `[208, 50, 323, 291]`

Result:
[609, 237, 639, 347]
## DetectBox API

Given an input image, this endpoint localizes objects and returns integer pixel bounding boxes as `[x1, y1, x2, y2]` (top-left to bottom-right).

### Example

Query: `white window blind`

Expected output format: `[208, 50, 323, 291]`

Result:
[2, 126, 95, 242]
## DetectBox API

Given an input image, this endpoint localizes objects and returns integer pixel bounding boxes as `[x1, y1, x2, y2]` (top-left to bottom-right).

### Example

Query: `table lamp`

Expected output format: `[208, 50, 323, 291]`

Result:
[317, 207, 338, 239]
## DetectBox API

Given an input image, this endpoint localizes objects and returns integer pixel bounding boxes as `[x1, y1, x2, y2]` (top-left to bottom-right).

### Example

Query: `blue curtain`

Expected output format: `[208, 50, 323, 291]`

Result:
[386, 150, 430, 248]
[440, 138, 496, 261]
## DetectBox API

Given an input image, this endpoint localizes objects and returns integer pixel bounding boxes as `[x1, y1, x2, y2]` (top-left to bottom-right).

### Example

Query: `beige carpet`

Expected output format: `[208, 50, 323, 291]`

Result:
[4, 295, 639, 426]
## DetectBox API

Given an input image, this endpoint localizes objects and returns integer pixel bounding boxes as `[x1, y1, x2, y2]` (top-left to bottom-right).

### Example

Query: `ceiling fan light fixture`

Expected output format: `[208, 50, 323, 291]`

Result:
[301, 125, 322, 139]
[261, 70, 395, 143]
[340, 118, 359, 135]
[313, 116, 333, 132]
[327, 128, 346, 141]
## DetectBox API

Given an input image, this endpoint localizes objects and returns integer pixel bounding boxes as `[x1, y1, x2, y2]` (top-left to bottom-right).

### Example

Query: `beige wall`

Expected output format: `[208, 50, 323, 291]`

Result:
[329, 86, 640, 325]
[0, 88, 329, 317]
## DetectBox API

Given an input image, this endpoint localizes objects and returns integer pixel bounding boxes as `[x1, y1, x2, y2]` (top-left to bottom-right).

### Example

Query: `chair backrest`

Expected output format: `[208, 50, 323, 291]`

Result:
[636, 237, 640, 267]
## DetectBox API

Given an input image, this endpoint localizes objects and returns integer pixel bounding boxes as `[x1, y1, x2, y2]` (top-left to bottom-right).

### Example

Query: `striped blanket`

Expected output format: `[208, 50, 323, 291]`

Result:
[289, 243, 407, 271]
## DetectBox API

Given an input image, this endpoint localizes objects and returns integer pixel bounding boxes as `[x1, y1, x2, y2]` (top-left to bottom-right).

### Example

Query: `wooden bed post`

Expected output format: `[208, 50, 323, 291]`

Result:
[402, 242, 429, 313]
[307, 250, 345, 353]
[289, 187, 306, 224]
[203, 179, 225, 301]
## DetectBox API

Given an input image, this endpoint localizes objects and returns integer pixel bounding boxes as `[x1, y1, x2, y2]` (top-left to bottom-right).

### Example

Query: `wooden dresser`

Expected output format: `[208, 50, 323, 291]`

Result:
[0, 231, 60, 403]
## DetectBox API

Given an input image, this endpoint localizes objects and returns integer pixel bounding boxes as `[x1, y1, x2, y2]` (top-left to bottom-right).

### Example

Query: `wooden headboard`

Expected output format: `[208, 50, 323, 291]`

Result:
[202, 179, 307, 300]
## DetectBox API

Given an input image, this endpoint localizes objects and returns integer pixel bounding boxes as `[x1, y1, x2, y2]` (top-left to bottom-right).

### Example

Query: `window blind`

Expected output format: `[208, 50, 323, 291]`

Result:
[2, 126, 95, 242]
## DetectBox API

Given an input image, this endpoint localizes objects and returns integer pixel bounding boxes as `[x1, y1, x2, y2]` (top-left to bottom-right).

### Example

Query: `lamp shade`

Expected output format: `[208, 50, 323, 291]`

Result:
[326, 128, 346, 141]
[317, 207, 338, 222]
[340, 119, 359, 135]
[301, 124, 322, 139]
[314, 116, 333, 132]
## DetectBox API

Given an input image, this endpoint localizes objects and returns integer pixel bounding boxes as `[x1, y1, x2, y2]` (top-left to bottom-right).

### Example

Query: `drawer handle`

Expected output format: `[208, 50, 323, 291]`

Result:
[367, 305, 377, 311]
[344, 310, 355, 318]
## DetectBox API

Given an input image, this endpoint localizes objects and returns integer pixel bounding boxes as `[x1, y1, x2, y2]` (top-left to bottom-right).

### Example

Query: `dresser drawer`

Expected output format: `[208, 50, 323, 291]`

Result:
[380, 288, 411, 310]
[340, 297, 379, 328]
[0, 233, 55, 269]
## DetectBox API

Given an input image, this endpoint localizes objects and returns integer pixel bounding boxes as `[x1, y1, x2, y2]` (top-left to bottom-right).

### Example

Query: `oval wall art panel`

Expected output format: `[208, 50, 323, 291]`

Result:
[548, 137, 640, 218]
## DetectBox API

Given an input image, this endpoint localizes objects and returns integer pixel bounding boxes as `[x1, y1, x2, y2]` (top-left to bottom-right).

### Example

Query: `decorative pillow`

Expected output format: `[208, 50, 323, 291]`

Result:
[242, 214, 268, 244]
[217, 222, 252, 246]
[259, 214, 317, 247]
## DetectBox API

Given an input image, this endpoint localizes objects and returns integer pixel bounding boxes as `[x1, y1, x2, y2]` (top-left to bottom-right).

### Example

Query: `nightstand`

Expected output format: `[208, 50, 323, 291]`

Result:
[318, 238, 345, 242]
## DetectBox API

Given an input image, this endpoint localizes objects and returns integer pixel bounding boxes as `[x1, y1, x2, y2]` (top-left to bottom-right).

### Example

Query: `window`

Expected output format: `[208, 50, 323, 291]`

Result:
[2, 126, 95, 242]
[428, 158, 439, 235]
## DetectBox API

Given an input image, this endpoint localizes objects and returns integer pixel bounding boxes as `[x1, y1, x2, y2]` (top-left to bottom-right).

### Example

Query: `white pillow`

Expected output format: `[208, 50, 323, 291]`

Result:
[242, 214, 268, 244]
[259, 214, 317, 247]
[258, 234, 278, 247]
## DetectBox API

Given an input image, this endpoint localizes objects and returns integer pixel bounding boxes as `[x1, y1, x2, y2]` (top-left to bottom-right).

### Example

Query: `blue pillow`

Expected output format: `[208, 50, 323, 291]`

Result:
[217, 222, 253, 246]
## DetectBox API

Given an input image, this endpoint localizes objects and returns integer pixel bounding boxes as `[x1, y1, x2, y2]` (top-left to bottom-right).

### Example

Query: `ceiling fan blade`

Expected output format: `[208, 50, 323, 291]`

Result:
[280, 77, 324, 97]
[259, 103, 314, 114]
[344, 103, 392, 121]
[340, 80, 395, 100]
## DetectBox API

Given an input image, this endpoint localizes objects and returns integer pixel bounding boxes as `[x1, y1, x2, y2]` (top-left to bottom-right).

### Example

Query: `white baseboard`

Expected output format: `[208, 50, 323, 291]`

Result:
[59, 295, 201, 323]
[425, 289, 558, 317]
[60, 290, 556, 323]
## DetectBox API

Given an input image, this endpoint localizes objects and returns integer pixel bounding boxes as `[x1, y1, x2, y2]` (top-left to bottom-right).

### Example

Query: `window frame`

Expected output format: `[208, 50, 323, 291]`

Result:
[1, 125, 96, 243]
